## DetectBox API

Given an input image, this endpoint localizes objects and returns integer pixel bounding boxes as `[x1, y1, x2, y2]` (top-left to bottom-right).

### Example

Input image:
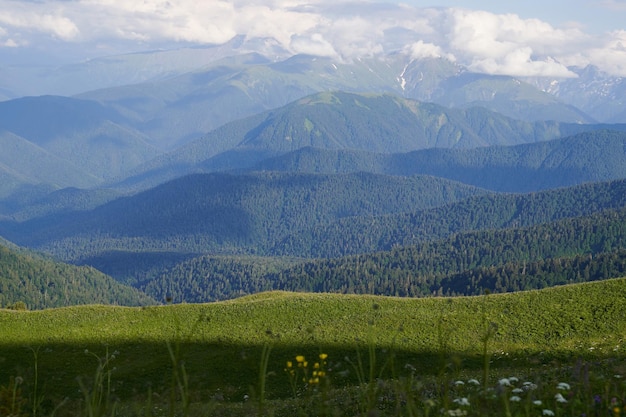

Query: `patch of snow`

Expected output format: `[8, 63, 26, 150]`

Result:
[399, 64, 409, 90]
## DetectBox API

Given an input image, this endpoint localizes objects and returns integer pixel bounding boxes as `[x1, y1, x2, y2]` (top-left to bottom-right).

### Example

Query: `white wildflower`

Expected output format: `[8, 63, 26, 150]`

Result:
[523, 381, 538, 391]
[498, 378, 512, 386]
[510, 395, 522, 402]
[467, 379, 480, 385]
[543, 409, 555, 416]
[453, 397, 470, 407]
[454, 380, 465, 386]
[556, 382, 571, 390]
[512, 388, 524, 394]
[555, 393, 568, 403]
[533, 400, 542, 406]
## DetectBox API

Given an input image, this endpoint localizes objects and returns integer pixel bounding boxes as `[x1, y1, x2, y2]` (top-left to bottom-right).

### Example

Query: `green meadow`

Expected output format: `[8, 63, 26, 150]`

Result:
[1, 278, 626, 416]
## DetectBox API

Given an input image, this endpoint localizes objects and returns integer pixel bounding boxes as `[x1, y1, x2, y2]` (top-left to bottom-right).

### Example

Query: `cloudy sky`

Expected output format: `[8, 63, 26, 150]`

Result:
[1, 0, 626, 77]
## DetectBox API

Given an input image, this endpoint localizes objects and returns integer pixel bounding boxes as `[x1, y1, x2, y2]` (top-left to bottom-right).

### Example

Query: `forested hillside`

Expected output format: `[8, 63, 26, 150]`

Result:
[255, 130, 626, 192]
[142, 206, 626, 302]
[0, 244, 156, 309]
[0, 172, 487, 261]
[272, 178, 626, 257]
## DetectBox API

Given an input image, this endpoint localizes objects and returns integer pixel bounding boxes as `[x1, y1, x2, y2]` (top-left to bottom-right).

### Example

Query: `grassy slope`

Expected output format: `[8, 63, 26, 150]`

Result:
[2, 277, 625, 350]
[1, 278, 625, 406]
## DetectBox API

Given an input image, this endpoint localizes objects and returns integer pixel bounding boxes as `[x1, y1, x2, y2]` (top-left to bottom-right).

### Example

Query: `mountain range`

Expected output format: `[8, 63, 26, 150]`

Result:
[2, 42, 626, 308]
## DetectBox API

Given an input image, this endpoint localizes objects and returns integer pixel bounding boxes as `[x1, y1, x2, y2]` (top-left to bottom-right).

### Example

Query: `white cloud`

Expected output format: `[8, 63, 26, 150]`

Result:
[290, 33, 338, 57]
[445, 9, 581, 77]
[405, 40, 453, 60]
[0, 1, 79, 41]
[0, 0, 625, 77]
[584, 30, 626, 75]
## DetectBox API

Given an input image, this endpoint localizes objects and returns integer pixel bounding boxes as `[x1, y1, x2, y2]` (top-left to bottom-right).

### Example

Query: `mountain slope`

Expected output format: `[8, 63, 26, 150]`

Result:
[142, 205, 626, 303]
[0, 131, 102, 202]
[77, 53, 601, 152]
[255, 129, 626, 192]
[0, 95, 160, 186]
[272, 178, 626, 258]
[118, 91, 616, 190]
[0, 243, 156, 309]
[0, 172, 488, 263]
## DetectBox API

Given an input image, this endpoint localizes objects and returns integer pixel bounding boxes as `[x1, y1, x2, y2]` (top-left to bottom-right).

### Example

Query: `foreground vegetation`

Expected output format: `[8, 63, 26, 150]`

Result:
[1, 278, 626, 416]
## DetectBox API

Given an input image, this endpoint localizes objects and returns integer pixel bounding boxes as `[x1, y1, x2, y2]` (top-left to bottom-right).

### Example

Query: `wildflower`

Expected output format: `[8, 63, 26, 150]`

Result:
[295, 355, 305, 363]
[613, 406, 621, 415]
[319, 353, 328, 360]
[556, 382, 571, 391]
[508, 376, 519, 383]
[523, 382, 537, 391]
[512, 388, 524, 394]
[533, 400, 542, 406]
[467, 379, 480, 385]
[499, 378, 512, 386]
[286, 361, 292, 368]
[510, 396, 522, 402]
[543, 409, 555, 416]
[454, 380, 465, 386]
[555, 393, 568, 403]
[453, 397, 470, 406]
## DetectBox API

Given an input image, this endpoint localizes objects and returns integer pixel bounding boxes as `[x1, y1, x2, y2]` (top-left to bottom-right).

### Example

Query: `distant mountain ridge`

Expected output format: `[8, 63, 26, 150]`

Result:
[116, 91, 626, 191]
[0, 95, 160, 200]
[76, 53, 599, 151]
[4, 125, 626, 222]
[254, 129, 626, 192]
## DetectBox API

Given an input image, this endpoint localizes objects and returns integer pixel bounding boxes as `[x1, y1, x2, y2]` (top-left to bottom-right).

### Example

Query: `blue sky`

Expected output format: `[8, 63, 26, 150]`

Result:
[1, 0, 625, 77]
[415, 0, 626, 33]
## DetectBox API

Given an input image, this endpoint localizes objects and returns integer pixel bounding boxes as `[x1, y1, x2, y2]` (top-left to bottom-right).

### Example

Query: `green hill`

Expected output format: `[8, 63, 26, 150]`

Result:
[2, 279, 625, 351]
[1, 279, 625, 413]
[0, 243, 157, 309]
